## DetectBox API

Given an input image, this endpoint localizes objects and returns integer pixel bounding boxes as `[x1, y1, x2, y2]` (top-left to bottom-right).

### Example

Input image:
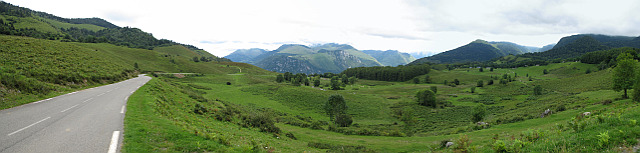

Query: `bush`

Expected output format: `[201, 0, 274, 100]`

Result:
[243, 112, 280, 133]
[334, 113, 353, 127]
[193, 103, 207, 115]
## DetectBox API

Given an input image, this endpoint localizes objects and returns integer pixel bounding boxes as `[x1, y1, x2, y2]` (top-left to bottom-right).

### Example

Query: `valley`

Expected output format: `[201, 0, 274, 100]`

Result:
[1, 1, 640, 152]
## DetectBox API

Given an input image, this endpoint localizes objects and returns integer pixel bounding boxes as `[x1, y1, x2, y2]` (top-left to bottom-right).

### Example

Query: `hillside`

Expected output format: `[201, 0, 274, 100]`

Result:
[362, 50, 416, 66]
[410, 39, 547, 64]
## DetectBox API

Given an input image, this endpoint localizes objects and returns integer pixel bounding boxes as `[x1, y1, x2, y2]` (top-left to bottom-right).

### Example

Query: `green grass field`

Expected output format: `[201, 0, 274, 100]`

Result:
[123, 61, 640, 152]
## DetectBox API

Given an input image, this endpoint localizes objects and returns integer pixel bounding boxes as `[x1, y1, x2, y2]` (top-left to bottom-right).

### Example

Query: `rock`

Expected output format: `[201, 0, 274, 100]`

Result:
[540, 109, 553, 118]
[445, 142, 454, 148]
[477, 122, 487, 125]
[582, 112, 591, 116]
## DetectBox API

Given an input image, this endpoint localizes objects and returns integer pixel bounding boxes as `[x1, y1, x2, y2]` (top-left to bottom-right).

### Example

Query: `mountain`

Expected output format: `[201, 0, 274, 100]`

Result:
[252, 43, 383, 74]
[409, 39, 543, 64]
[409, 52, 435, 59]
[225, 48, 267, 63]
[225, 43, 416, 73]
[362, 50, 416, 66]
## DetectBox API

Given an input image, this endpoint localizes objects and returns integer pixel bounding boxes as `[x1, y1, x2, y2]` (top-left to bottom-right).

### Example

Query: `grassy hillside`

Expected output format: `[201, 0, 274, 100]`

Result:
[0, 35, 135, 109]
[0, 34, 271, 110]
[124, 61, 640, 152]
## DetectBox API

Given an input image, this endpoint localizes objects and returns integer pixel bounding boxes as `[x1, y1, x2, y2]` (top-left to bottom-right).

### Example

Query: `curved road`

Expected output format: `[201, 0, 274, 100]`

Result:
[0, 75, 151, 153]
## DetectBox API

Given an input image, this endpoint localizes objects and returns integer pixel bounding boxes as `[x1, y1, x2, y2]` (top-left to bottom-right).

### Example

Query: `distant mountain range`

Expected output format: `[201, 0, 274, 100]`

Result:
[224, 43, 416, 73]
[409, 40, 554, 64]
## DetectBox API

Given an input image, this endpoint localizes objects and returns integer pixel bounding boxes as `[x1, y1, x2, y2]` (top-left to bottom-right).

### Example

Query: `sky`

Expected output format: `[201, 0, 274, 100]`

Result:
[5, 0, 640, 57]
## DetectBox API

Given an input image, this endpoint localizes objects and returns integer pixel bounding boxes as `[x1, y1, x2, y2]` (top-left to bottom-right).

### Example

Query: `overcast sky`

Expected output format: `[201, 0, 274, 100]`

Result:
[6, 0, 640, 57]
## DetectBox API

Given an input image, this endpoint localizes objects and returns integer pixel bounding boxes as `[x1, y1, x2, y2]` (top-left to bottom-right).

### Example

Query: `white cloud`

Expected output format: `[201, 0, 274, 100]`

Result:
[5, 0, 640, 57]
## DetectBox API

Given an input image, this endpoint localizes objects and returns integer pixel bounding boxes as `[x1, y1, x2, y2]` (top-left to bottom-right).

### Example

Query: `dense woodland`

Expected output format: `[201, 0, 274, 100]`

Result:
[341, 64, 431, 82]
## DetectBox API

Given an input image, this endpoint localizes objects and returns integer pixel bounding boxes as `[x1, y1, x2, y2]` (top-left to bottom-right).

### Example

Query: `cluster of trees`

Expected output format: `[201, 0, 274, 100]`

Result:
[277, 72, 356, 90]
[192, 56, 220, 62]
[416, 89, 437, 108]
[341, 64, 431, 82]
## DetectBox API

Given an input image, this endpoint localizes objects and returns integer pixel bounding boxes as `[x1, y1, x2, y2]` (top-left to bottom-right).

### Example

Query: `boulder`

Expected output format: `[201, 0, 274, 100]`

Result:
[445, 142, 454, 148]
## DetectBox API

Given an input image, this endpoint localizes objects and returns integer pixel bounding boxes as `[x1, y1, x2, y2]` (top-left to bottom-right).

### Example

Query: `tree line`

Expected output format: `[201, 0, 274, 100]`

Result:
[341, 64, 431, 82]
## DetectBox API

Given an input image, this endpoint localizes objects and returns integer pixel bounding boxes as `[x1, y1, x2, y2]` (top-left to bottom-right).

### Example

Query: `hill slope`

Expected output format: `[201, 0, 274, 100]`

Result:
[362, 50, 416, 66]
[410, 39, 546, 64]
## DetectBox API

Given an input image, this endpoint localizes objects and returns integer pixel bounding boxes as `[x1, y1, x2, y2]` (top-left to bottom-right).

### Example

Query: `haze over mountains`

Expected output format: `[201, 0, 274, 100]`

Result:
[225, 43, 416, 74]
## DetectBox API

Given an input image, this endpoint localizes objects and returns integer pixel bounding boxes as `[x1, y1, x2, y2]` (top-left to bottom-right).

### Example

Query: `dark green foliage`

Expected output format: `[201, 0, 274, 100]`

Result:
[243, 112, 281, 133]
[613, 53, 638, 98]
[307, 142, 375, 153]
[454, 79, 460, 85]
[543, 69, 549, 74]
[633, 79, 640, 102]
[134, 62, 139, 70]
[416, 89, 437, 108]
[193, 56, 200, 62]
[325, 95, 347, 121]
[488, 79, 494, 85]
[341, 64, 431, 82]
[330, 76, 341, 90]
[533, 85, 543, 96]
[313, 79, 320, 87]
[471, 87, 476, 93]
[335, 114, 353, 127]
[341, 74, 349, 84]
[581, 47, 640, 65]
[521, 35, 611, 60]
[193, 103, 207, 115]
[444, 80, 448, 85]
[348, 77, 357, 85]
[490, 67, 494, 72]
[276, 74, 284, 83]
[284, 72, 292, 81]
[477, 80, 484, 87]
[413, 77, 420, 84]
[586, 68, 592, 74]
[479, 67, 484, 72]
[424, 75, 432, 83]
[430, 86, 438, 94]
[471, 104, 486, 123]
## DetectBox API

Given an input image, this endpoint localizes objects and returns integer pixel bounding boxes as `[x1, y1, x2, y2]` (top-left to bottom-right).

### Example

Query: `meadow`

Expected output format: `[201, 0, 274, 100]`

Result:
[123, 61, 640, 152]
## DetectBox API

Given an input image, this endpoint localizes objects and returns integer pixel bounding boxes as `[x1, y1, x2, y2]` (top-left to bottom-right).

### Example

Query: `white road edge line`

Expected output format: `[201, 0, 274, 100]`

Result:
[108, 131, 120, 153]
[120, 106, 125, 114]
[8, 117, 51, 136]
[60, 104, 79, 113]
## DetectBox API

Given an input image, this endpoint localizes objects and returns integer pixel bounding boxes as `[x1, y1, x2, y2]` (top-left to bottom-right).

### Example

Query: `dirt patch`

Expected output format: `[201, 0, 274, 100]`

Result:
[173, 74, 185, 78]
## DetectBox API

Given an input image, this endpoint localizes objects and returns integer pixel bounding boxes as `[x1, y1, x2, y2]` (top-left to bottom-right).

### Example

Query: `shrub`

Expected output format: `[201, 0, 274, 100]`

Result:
[193, 103, 207, 115]
[334, 113, 353, 127]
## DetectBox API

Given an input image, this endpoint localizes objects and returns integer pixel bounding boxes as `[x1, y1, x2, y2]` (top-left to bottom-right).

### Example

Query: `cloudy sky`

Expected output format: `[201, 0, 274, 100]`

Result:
[6, 0, 640, 57]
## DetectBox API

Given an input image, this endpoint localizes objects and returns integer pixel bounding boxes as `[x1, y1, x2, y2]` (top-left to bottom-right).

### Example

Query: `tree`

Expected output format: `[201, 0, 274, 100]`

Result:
[334, 113, 353, 127]
[303, 77, 310, 86]
[453, 79, 460, 85]
[487, 79, 494, 85]
[633, 74, 640, 102]
[133, 62, 139, 70]
[430, 86, 437, 94]
[471, 87, 476, 93]
[284, 72, 292, 81]
[613, 53, 638, 99]
[291, 77, 300, 86]
[479, 67, 484, 72]
[341, 74, 349, 85]
[424, 75, 432, 83]
[193, 56, 200, 62]
[200, 56, 208, 62]
[534, 85, 543, 95]
[444, 80, 448, 85]
[413, 77, 420, 84]
[417, 89, 437, 108]
[330, 76, 341, 90]
[276, 74, 284, 83]
[313, 79, 321, 87]
[543, 69, 548, 74]
[490, 67, 494, 72]
[471, 104, 486, 123]
[477, 80, 483, 87]
[348, 77, 357, 85]
[325, 95, 347, 121]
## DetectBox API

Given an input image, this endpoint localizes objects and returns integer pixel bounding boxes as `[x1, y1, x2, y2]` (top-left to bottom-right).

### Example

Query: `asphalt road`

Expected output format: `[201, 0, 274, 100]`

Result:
[0, 74, 151, 153]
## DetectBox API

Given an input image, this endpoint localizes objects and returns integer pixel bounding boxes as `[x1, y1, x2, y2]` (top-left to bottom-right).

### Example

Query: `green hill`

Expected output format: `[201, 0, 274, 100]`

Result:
[224, 48, 267, 63]
[410, 39, 546, 64]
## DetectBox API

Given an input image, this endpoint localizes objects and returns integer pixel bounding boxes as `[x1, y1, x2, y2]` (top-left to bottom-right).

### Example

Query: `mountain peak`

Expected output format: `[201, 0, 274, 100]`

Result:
[471, 39, 490, 44]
